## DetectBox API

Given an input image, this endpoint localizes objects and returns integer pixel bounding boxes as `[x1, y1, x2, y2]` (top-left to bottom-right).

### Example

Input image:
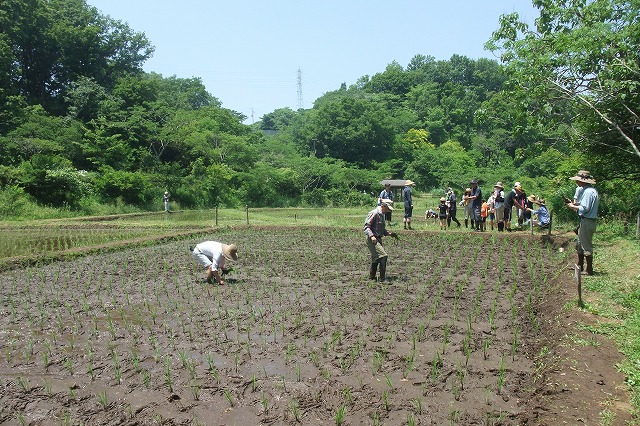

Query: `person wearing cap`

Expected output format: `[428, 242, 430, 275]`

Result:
[566, 171, 600, 275]
[526, 197, 550, 228]
[467, 179, 483, 231]
[402, 180, 415, 230]
[378, 183, 394, 226]
[503, 182, 525, 232]
[191, 241, 238, 285]
[364, 199, 397, 281]
[492, 182, 505, 231]
[163, 191, 170, 212]
[438, 197, 449, 230]
[445, 187, 461, 227]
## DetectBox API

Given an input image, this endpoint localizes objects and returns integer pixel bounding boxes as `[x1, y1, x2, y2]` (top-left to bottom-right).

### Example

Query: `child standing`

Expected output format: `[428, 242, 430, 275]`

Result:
[480, 199, 488, 231]
[438, 197, 449, 230]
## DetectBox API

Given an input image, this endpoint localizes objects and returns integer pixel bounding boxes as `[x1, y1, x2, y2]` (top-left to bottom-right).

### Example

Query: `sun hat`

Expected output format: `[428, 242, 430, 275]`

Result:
[380, 199, 394, 210]
[440, 197, 446, 202]
[527, 194, 536, 203]
[514, 182, 524, 192]
[534, 198, 546, 205]
[222, 244, 238, 261]
[464, 187, 471, 193]
[404, 180, 415, 186]
[494, 182, 504, 189]
[569, 170, 596, 184]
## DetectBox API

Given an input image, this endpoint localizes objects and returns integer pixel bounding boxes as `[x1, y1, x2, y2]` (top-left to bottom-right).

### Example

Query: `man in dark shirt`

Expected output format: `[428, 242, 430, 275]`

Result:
[364, 199, 397, 281]
[467, 179, 483, 231]
[503, 182, 525, 232]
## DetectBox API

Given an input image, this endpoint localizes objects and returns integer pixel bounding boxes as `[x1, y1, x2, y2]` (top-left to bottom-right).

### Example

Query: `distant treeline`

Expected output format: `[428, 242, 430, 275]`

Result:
[1, 0, 638, 221]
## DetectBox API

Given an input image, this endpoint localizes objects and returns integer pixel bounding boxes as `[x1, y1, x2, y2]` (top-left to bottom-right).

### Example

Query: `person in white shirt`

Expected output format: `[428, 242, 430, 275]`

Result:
[191, 241, 238, 285]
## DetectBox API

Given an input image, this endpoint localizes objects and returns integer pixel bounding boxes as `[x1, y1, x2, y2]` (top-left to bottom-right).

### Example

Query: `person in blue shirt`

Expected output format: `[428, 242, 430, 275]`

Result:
[526, 197, 550, 228]
[565, 170, 600, 275]
[402, 180, 415, 230]
[378, 183, 394, 226]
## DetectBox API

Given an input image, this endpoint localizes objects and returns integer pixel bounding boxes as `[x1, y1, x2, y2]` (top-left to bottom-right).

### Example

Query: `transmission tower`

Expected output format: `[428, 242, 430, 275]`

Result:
[296, 67, 304, 110]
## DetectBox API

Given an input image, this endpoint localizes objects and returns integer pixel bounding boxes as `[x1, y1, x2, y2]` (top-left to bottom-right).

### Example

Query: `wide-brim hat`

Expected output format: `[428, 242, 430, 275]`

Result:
[527, 194, 536, 203]
[222, 244, 238, 261]
[404, 180, 415, 186]
[464, 188, 471, 193]
[534, 198, 546, 205]
[514, 182, 524, 192]
[494, 182, 504, 189]
[440, 197, 446, 202]
[569, 170, 596, 184]
[380, 199, 394, 210]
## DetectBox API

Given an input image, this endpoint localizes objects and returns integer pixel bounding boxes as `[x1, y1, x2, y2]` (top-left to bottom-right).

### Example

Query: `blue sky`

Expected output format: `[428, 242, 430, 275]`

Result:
[86, 1, 539, 123]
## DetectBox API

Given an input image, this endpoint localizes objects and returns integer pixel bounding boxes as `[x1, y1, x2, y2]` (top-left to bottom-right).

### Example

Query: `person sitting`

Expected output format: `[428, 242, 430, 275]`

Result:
[527, 198, 550, 228]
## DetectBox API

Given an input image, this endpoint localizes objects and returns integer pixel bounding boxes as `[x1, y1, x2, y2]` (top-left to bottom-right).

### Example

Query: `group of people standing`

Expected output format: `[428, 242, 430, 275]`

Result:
[365, 170, 600, 281]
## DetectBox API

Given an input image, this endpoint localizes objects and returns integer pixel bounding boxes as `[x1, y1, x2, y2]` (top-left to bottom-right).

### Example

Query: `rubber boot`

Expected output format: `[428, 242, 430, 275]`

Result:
[369, 262, 378, 280]
[577, 252, 584, 272]
[378, 257, 387, 282]
[465, 219, 468, 228]
[497, 222, 504, 232]
[585, 255, 594, 276]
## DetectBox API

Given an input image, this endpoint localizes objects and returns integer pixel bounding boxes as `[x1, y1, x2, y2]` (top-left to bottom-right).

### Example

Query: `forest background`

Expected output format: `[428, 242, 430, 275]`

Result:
[1, 0, 639, 223]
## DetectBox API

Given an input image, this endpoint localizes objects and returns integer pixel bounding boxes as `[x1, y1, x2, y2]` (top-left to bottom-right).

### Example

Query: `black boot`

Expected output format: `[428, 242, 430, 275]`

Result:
[497, 222, 504, 232]
[378, 257, 387, 282]
[369, 262, 378, 280]
[577, 253, 584, 272]
[585, 255, 594, 275]
[465, 219, 468, 228]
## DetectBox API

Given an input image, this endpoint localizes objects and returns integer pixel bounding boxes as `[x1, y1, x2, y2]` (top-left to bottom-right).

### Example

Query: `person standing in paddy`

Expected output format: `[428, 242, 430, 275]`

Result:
[191, 241, 238, 285]
[403, 180, 415, 230]
[364, 199, 397, 281]
[565, 170, 599, 275]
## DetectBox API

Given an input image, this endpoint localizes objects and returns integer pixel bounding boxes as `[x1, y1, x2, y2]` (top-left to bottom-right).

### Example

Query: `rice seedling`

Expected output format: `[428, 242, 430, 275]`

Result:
[335, 404, 346, 425]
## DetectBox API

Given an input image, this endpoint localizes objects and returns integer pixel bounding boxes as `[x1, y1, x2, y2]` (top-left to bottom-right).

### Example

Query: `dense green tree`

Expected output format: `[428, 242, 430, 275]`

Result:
[0, 0, 153, 115]
[487, 0, 640, 168]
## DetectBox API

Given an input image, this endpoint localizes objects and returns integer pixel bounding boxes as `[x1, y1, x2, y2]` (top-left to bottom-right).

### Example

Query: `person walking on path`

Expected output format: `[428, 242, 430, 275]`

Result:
[565, 171, 599, 275]
[446, 187, 461, 227]
[364, 199, 397, 281]
[378, 183, 394, 226]
[163, 191, 171, 212]
[191, 241, 238, 285]
[467, 179, 483, 231]
[403, 180, 415, 230]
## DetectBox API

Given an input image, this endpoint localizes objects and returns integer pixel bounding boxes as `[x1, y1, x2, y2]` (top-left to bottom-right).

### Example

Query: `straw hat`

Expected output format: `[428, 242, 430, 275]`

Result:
[527, 194, 537, 203]
[222, 244, 238, 261]
[404, 180, 416, 186]
[514, 182, 524, 192]
[569, 170, 596, 184]
[440, 197, 446, 202]
[494, 182, 504, 189]
[380, 199, 394, 210]
[534, 198, 546, 205]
